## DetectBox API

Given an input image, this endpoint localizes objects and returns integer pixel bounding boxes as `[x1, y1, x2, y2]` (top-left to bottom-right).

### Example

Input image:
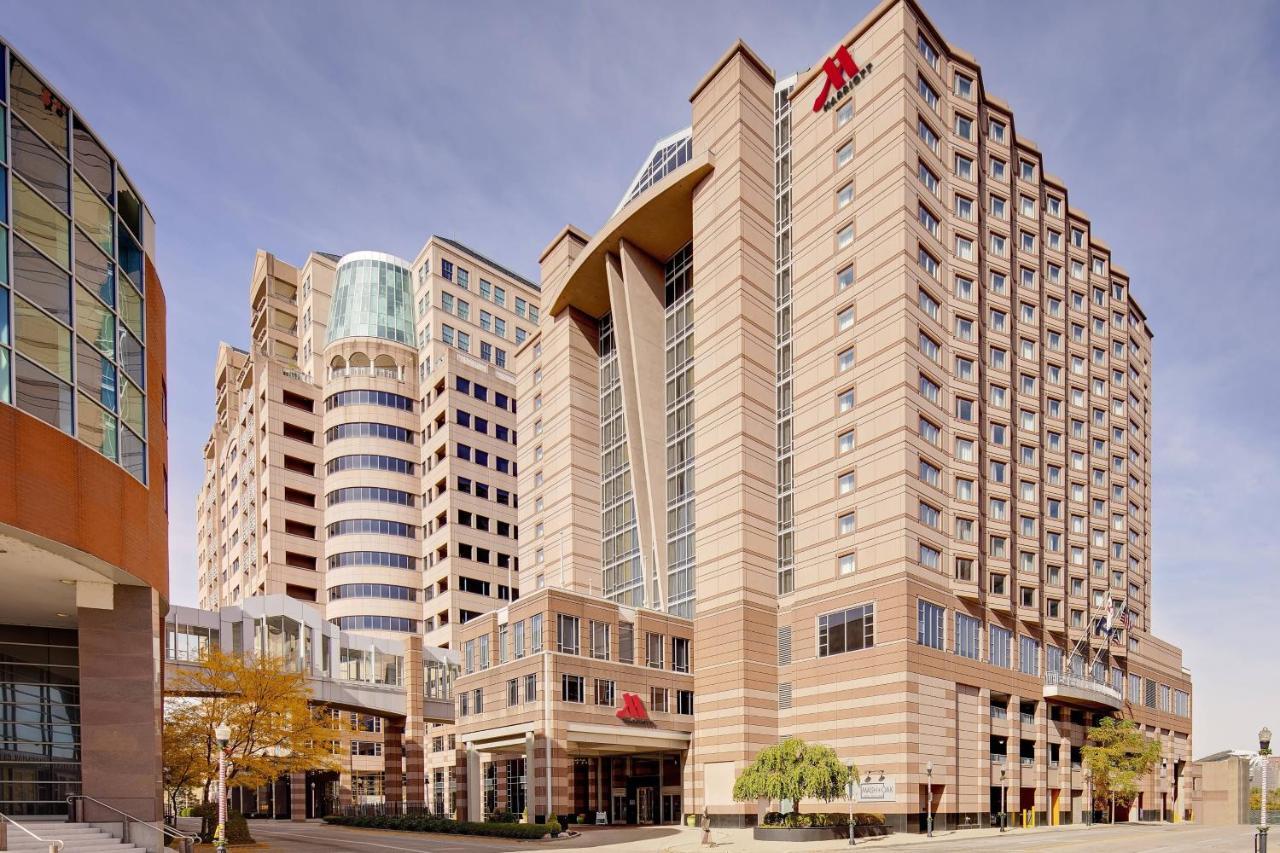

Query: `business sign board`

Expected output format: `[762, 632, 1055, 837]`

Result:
[856, 778, 897, 803]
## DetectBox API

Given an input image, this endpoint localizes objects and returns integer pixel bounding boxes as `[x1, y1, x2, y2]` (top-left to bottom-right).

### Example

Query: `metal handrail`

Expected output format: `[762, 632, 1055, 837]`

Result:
[0, 812, 63, 851]
[66, 794, 199, 846]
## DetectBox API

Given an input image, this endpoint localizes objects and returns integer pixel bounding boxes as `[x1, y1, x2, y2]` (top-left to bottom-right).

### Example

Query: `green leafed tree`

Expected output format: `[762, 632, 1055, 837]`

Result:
[1082, 716, 1161, 823]
[732, 737, 854, 820]
[1249, 787, 1280, 811]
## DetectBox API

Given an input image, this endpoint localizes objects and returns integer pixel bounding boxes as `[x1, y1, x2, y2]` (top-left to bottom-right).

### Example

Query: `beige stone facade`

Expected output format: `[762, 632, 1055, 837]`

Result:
[454, 0, 1193, 833]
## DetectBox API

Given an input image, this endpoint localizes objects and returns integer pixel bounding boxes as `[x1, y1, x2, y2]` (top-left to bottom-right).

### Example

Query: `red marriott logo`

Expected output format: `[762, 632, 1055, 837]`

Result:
[616, 692, 650, 723]
[813, 45, 873, 112]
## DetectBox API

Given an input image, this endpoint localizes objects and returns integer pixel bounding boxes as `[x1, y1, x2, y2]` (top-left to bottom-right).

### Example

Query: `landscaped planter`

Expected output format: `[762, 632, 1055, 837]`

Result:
[753, 826, 841, 842]
[752, 824, 890, 842]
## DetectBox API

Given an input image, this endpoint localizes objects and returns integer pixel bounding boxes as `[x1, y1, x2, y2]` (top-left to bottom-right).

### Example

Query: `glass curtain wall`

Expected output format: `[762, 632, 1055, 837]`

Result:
[664, 244, 696, 617]
[599, 313, 644, 607]
[1, 45, 148, 481]
[0, 626, 80, 816]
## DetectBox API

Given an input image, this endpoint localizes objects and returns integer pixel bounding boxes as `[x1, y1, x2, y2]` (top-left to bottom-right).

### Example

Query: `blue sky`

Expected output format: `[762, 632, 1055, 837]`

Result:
[7, 0, 1276, 757]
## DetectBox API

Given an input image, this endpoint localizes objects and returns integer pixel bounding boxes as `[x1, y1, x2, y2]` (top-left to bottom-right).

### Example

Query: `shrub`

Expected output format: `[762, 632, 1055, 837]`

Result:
[547, 815, 562, 837]
[760, 811, 884, 828]
[187, 802, 254, 845]
[321, 815, 553, 840]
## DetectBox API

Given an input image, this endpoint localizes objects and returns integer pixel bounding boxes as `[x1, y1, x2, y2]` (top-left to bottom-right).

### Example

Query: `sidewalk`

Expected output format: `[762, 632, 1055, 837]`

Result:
[661, 822, 1103, 852]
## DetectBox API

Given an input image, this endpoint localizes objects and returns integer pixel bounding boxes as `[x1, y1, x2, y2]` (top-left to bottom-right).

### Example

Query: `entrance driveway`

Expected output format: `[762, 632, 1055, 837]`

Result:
[249, 819, 1257, 852]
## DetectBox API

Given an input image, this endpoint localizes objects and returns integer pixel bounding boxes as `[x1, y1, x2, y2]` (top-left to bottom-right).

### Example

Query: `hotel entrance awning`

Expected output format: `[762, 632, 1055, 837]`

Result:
[565, 722, 691, 756]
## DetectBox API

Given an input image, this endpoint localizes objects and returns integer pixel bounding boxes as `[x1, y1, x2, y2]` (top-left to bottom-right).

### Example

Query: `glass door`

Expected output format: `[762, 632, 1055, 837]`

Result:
[636, 787, 655, 825]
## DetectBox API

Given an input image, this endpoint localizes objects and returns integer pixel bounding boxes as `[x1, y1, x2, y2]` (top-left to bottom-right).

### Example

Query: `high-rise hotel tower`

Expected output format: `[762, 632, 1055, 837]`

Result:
[452, 0, 1192, 831]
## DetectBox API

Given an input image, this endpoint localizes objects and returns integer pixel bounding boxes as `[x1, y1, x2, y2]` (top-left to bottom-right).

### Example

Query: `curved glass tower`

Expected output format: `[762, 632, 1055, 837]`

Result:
[327, 251, 414, 345]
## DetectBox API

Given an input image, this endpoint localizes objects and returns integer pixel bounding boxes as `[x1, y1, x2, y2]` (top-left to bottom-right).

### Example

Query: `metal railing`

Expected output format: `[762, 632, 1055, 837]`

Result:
[0, 813, 63, 852]
[328, 366, 402, 381]
[1044, 669, 1123, 702]
[332, 801, 444, 818]
[67, 794, 198, 851]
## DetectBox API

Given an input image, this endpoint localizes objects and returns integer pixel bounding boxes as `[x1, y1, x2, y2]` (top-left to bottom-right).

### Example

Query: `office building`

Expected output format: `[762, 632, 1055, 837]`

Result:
[196, 237, 539, 807]
[0, 37, 170, 829]
[452, 0, 1192, 830]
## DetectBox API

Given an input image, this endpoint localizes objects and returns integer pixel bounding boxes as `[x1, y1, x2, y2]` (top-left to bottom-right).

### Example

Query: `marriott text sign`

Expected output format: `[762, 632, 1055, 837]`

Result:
[813, 45, 873, 112]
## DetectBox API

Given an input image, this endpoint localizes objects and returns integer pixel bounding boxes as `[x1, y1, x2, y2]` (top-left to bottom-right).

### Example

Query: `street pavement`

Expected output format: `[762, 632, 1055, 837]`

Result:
[247, 820, 1259, 852]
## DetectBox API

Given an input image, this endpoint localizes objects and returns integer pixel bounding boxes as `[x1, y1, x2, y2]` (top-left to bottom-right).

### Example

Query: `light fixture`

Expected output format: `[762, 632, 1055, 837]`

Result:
[55, 613, 69, 618]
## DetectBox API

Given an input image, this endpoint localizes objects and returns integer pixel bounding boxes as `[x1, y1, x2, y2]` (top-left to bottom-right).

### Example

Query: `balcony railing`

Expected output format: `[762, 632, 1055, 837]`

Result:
[990, 754, 1007, 764]
[990, 706, 1008, 719]
[1049, 666, 1121, 701]
[329, 366, 402, 381]
[1020, 712, 1035, 726]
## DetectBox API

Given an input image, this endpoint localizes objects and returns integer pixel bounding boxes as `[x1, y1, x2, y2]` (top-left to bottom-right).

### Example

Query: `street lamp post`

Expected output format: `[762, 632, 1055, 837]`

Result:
[1260, 727, 1272, 853]
[926, 762, 934, 837]
[1000, 768, 1007, 833]
[215, 721, 231, 853]
[847, 765, 856, 847]
[1085, 770, 1093, 827]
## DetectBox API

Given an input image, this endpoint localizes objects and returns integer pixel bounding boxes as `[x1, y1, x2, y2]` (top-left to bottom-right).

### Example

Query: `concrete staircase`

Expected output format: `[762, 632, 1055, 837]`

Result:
[5, 823, 148, 852]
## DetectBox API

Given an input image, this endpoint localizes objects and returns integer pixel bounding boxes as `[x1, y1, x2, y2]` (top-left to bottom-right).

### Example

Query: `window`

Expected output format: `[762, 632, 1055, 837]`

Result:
[989, 625, 1012, 668]
[594, 678, 615, 706]
[561, 674, 585, 703]
[837, 224, 854, 249]
[838, 388, 854, 413]
[955, 154, 973, 181]
[646, 632, 664, 669]
[918, 33, 940, 70]
[838, 553, 856, 575]
[954, 113, 973, 140]
[919, 416, 941, 446]
[919, 332, 940, 363]
[919, 373, 941, 404]
[955, 613, 980, 659]
[677, 689, 694, 715]
[989, 119, 1006, 143]
[838, 348, 855, 372]
[589, 620, 610, 660]
[837, 142, 854, 168]
[919, 543, 941, 569]
[836, 101, 854, 128]
[556, 614, 580, 654]
[919, 458, 941, 486]
[838, 430, 855, 454]
[918, 158, 939, 193]
[531, 614, 543, 652]
[817, 603, 874, 656]
[955, 196, 974, 222]
[954, 74, 973, 99]
[918, 247, 939, 279]
[919, 205, 940, 238]
[1020, 159, 1036, 181]
[838, 472, 855, 495]
[917, 600, 944, 649]
[919, 288, 940, 320]
[672, 637, 691, 673]
[917, 75, 939, 111]
[838, 512, 855, 535]
[838, 183, 854, 209]
[838, 266, 855, 291]
[919, 501, 941, 528]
